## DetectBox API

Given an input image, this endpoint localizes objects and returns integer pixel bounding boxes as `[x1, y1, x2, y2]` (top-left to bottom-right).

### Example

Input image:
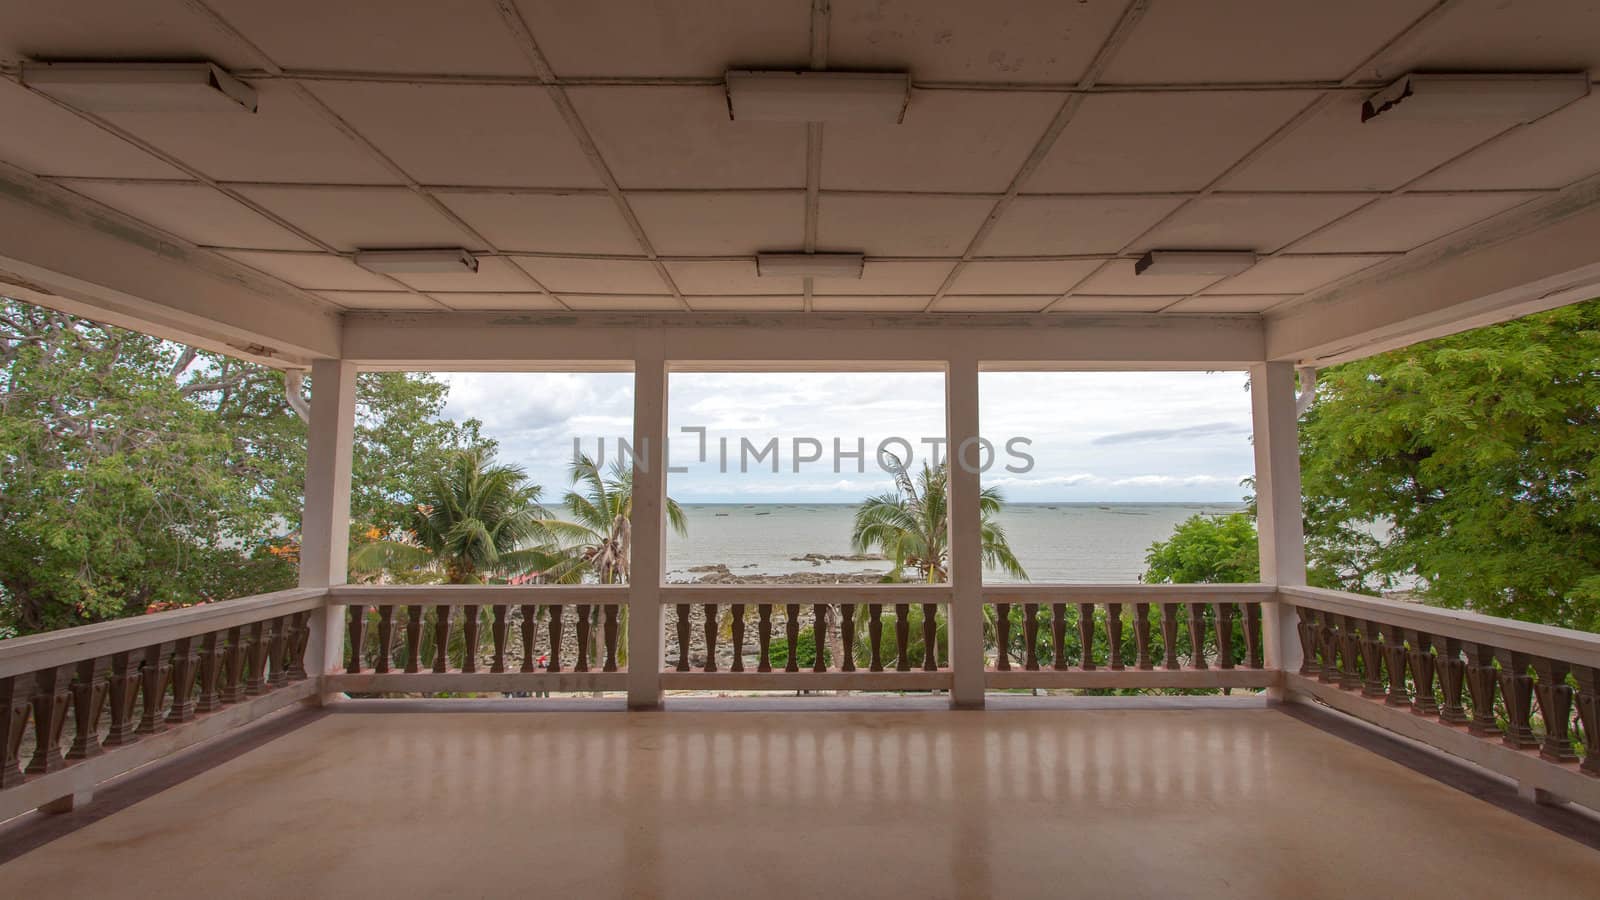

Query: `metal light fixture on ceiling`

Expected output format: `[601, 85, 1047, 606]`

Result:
[20, 61, 257, 113]
[726, 70, 911, 124]
[354, 249, 479, 275]
[756, 253, 865, 279]
[1361, 72, 1589, 123]
[1134, 251, 1257, 277]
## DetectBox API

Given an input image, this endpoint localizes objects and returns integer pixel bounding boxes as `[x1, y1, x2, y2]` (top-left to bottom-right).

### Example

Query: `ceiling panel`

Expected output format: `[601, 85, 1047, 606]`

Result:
[816, 194, 993, 256]
[1099, 0, 1436, 84]
[980, 195, 1185, 256]
[98, 80, 399, 184]
[934, 295, 1054, 312]
[1166, 294, 1293, 313]
[1289, 193, 1542, 253]
[1026, 91, 1318, 193]
[1072, 259, 1217, 295]
[568, 86, 806, 189]
[59, 180, 314, 250]
[516, 0, 810, 77]
[388, 257, 536, 293]
[812, 296, 930, 312]
[0, 0, 260, 68]
[236, 186, 481, 251]
[813, 261, 956, 295]
[1413, 91, 1600, 191]
[662, 260, 797, 295]
[948, 260, 1100, 294]
[1222, 92, 1518, 192]
[218, 250, 395, 290]
[430, 292, 562, 311]
[514, 257, 669, 293]
[1052, 295, 1178, 312]
[207, 0, 534, 75]
[686, 295, 807, 311]
[1133, 194, 1374, 254]
[627, 191, 804, 255]
[308, 82, 601, 189]
[1207, 254, 1391, 294]
[828, 0, 1128, 83]
[315, 290, 437, 310]
[822, 90, 1061, 192]
[0, 81, 184, 178]
[437, 191, 641, 255]
[1365, 0, 1600, 78]
[561, 295, 683, 311]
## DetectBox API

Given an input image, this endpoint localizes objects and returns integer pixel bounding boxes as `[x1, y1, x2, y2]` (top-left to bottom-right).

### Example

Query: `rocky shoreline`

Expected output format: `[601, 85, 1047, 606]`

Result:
[675, 563, 888, 585]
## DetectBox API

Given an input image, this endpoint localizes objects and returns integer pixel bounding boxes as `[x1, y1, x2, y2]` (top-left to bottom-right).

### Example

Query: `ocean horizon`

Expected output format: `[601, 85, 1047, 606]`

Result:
[665, 501, 1247, 584]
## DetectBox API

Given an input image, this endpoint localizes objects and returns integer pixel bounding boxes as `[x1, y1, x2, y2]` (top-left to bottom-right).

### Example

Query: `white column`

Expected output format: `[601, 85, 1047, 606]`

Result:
[627, 345, 667, 709]
[1250, 361, 1307, 693]
[946, 355, 986, 708]
[299, 359, 357, 702]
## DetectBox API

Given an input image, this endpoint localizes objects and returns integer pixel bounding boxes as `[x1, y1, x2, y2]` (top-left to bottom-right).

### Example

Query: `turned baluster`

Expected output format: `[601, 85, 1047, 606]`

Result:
[994, 603, 1011, 670]
[1337, 615, 1363, 690]
[1078, 603, 1097, 670]
[866, 604, 883, 673]
[431, 606, 454, 673]
[219, 626, 249, 705]
[1160, 605, 1180, 670]
[1243, 603, 1263, 669]
[1530, 657, 1577, 762]
[1434, 636, 1467, 724]
[167, 636, 200, 723]
[1380, 624, 1410, 708]
[491, 605, 510, 673]
[1022, 603, 1040, 671]
[813, 605, 829, 673]
[244, 622, 271, 696]
[1134, 603, 1152, 670]
[1107, 603, 1125, 670]
[374, 606, 396, 673]
[1357, 620, 1385, 697]
[1211, 604, 1232, 670]
[675, 604, 692, 673]
[1462, 643, 1500, 736]
[1294, 607, 1319, 676]
[1404, 630, 1438, 716]
[404, 605, 425, 673]
[788, 603, 804, 673]
[287, 611, 311, 680]
[1051, 603, 1067, 670]
[1, 674, 33, 788]
[139, 642, 175, 733]
[547, 605, 564, 672]
[706, 605, 722, 673]
[1186, 604, 1207, 670]
[1573, 666, 1600, 776]
[1317, 611, 1341, 684]
[756, 604, 774, 672]
[265, 617, 289, 688]
[604, 605, 621, 672]
[519, 605, 539, 672]
[731, 604, 748, 673]
[462, 605, 482, 674]
[921, 604, 939, 671]
[838, 604, 855, 673]
[194, 631, 224, 714]
[27, 664, 74, 774]
[1494, 649, 1538, 749]
[346, 605, 368, 674]
[104, 650, 142, 747]
[573, 605, 591, 673]
[67, 657, 110, 760]
[894, 603, 911, 672]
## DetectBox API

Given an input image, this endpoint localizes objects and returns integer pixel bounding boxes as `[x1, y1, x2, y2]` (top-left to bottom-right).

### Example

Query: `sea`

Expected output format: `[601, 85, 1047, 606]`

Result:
[665, 502, 1247, 584]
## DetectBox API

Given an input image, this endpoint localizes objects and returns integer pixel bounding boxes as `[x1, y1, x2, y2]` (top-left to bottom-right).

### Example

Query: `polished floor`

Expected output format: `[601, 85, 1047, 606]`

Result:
[3, 701, 1598, 898]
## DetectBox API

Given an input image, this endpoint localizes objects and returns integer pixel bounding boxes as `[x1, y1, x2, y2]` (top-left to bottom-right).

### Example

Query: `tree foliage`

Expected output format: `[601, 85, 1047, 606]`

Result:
[851, 455, 1026, 582]
[1143, 512, 1260, 585]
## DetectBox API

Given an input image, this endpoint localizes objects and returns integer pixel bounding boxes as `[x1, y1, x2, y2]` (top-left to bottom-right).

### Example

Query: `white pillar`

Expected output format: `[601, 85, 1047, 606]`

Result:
[1250, 361, 1307, 692]
[627, 345, 667, 709]
[299, 359, 357, 702]
[946, 355, 986, 708]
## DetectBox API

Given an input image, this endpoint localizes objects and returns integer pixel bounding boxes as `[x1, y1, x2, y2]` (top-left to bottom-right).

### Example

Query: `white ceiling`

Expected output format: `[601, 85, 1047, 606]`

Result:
[0, 0, 1596, 316]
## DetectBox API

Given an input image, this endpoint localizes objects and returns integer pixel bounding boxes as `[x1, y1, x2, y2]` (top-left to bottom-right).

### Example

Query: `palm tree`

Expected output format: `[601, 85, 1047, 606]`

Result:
[536, 453, 688, 585]
[850, 455, 1027, 583]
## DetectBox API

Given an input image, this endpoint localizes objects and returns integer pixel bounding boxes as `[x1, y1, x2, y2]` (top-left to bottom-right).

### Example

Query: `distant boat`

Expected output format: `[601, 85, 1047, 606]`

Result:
[755, 511, 771, 516]
[1098, 505, 1111, 510]
[714, 513, 729, 517]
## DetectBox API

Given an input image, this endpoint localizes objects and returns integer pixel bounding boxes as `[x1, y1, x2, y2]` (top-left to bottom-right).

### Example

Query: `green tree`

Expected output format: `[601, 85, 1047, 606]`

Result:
[1143, 512, 1260, 584]
[850, 456, 1026, 582]
[536, 453, 687, 585]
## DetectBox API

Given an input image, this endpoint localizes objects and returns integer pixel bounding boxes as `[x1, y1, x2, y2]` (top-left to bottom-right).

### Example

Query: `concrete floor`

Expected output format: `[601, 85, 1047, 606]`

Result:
[3, 704, 1598, 898]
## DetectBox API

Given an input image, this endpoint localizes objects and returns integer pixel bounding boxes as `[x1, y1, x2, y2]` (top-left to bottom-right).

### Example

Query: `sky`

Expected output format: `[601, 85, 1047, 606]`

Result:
[440, 370, 1255, 504]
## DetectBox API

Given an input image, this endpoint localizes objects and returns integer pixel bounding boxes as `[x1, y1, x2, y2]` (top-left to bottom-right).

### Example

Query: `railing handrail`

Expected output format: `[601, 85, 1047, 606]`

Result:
[1280, 584, 1600, 669]
[659, 584, 953, 604]
[982, 583, 1274, 603]
[329, 584, 631, 605]
[0, 587, 328, 679]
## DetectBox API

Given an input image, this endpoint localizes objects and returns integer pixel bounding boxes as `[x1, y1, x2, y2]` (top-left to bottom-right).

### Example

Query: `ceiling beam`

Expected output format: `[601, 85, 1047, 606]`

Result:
[0, 164, 339, 366]
[1265, 175, 1600, 364]
[341, 309, 1265, 370]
